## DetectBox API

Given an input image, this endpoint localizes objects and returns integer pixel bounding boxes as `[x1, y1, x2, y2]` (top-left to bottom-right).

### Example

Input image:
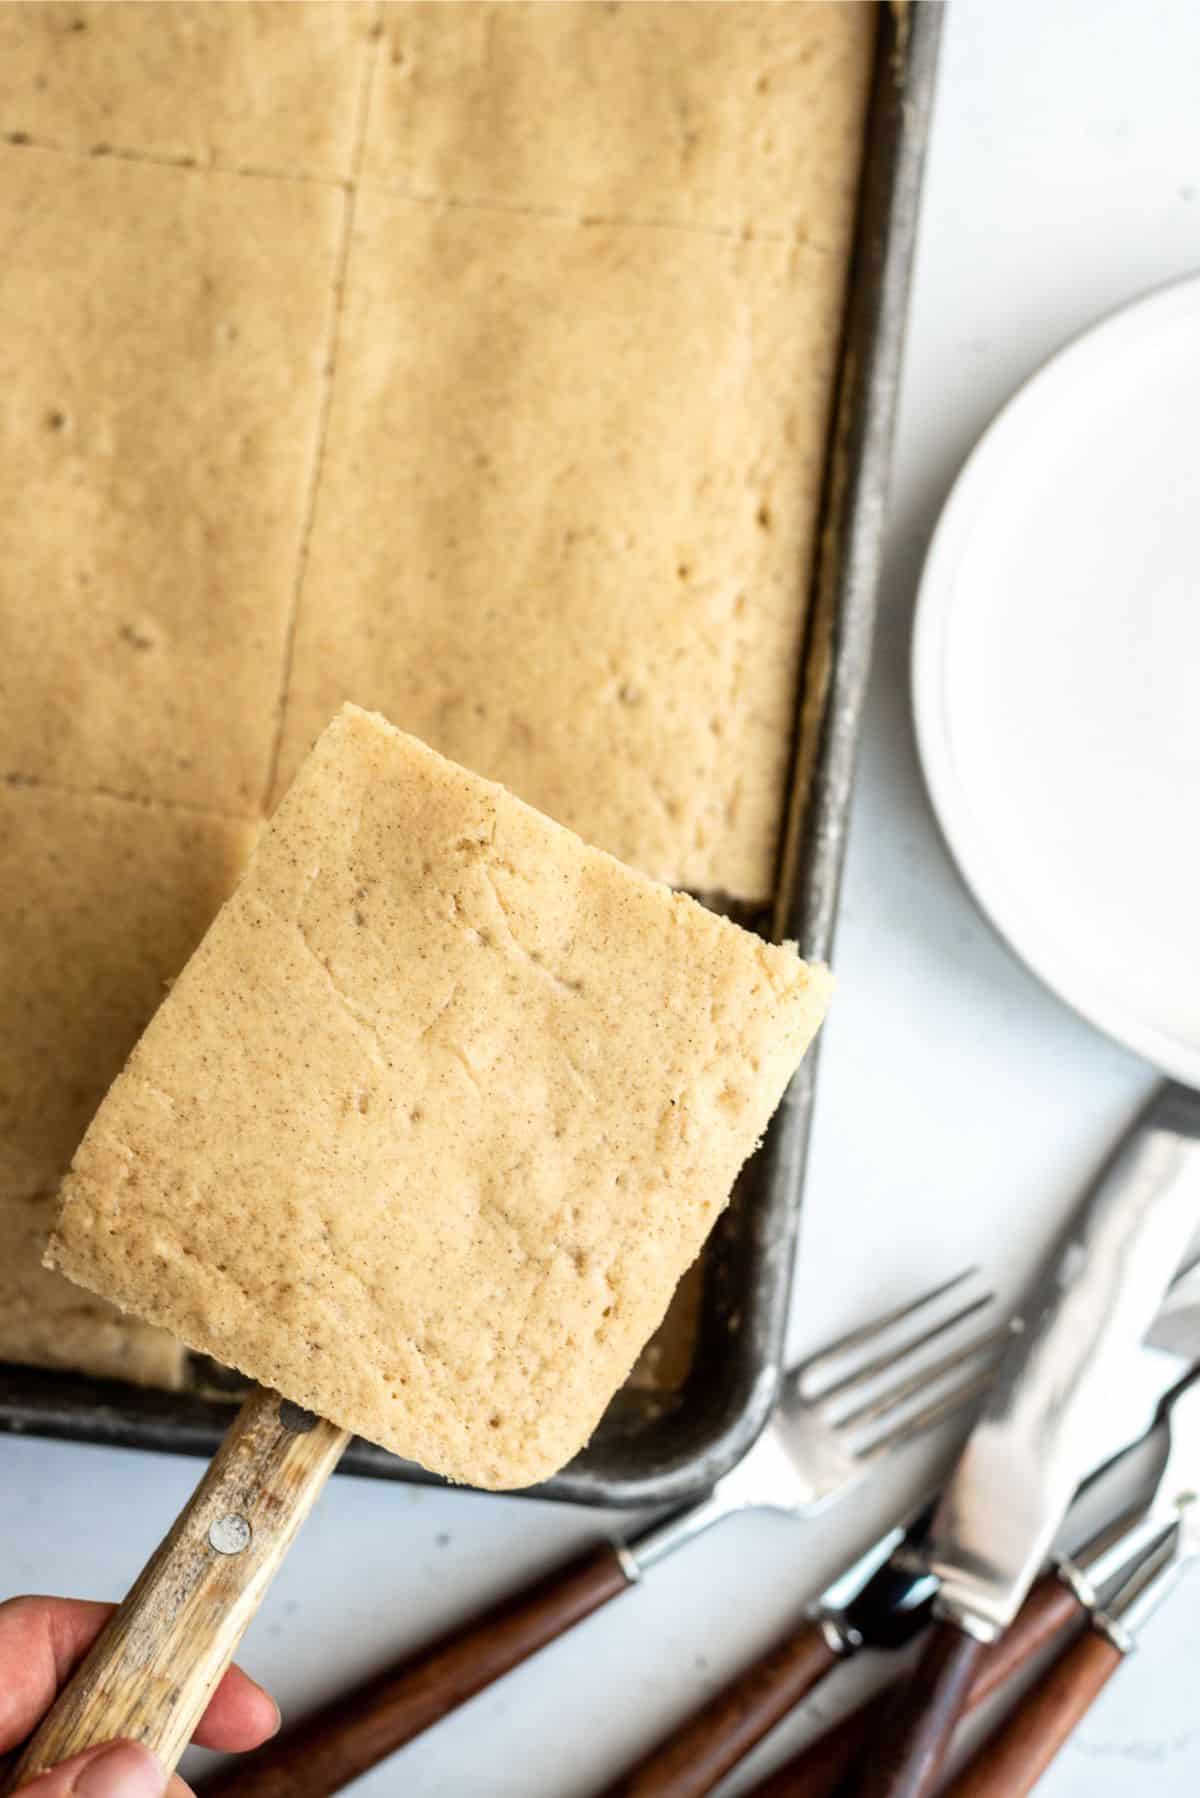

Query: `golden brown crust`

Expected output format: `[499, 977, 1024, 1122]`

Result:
[2, 3, 868, 1385]
[274, 196, 851, 897]
[0, 784, 256, 1194]
[1, 1186, 183, 1389]
[0, 788, 254, 1386]
[0, 146, 342, 814]
[0, 2, 371, 179]
[363, 1, 872, 242]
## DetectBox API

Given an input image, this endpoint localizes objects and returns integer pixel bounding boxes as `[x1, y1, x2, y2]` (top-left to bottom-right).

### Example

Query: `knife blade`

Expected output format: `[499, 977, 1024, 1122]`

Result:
[944, 1366, 1200, 1798]
[835, 1081, 1200, 1798]
[820, 1135, 1200, 1662]
[928, 1083, 1200, 1640]
[646, 1202, 1200, 1798]
[1061, 1359, 1200, 1599]
[608, 1292, 1200, 1798]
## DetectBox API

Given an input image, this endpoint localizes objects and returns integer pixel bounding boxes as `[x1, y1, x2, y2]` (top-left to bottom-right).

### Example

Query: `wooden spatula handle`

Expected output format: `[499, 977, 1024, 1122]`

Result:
[198, 1539, 633, 1797]
[600, 1621, 842, 1798]
[750, 1574, 1081, 1798]
[6, 1387, 348, 1791]
[944, 1626, 1122, 1798]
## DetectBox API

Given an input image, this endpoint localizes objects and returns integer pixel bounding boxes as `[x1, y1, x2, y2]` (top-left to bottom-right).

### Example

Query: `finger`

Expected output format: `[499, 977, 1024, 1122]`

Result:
[17, 1756, 199, 1798]
[189, 1663, 280, 1752]
[0, 1599, 278, 1755]
[0, 1599, 114, 1753]
[14, 1739, 167, 1796]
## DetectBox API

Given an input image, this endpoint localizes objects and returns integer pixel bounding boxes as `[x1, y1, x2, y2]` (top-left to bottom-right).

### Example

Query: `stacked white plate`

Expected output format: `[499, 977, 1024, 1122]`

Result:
[913, 277, 1200, 1085]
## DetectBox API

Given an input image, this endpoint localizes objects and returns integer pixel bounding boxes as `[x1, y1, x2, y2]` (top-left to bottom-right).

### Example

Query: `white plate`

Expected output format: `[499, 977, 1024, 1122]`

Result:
[913, 276, 1200, 1084]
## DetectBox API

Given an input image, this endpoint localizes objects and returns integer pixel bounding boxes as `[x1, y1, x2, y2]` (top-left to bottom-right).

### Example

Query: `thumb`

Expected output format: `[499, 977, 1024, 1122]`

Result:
[15, 1741, 167, 1797]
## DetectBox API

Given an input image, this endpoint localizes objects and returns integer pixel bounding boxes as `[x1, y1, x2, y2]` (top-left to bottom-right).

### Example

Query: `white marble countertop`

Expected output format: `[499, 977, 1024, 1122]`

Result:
[4, 2, 1199, 1792]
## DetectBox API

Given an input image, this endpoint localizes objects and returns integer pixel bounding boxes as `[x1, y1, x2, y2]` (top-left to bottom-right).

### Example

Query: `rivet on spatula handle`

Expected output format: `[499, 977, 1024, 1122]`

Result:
[5, 1388, 348, 1792]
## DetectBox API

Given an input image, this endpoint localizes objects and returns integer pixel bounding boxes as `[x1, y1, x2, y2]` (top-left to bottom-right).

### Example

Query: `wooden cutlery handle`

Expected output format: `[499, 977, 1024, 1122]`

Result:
[6, 1388, 348, 1791]
[957, 1574, 1082, 1708]
[199, 1539, 633, 1797]
[748, 1574, 1081, 1798]
[837, 1619, 987, 1798]
[944, 1627, 1122, 1798]
[601, 1620, 842, 1798]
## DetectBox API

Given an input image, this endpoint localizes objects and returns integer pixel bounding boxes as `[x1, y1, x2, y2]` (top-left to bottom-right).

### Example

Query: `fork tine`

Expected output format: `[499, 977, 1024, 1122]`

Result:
[812, 1287, 994, 1408]
[835, 1321, 1016, 1432]
[791, 1267, 987, 1394]
[860, 1363, 998, 1460]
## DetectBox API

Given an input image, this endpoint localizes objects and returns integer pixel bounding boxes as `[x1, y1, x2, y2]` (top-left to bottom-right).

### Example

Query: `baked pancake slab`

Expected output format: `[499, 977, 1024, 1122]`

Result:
[0, 1, 371, 179]
[363, 0, 872, 241]
[276, 197, 850, 898]
[50, 707, 830, 1486]
[1, 1184, 183, 1389]
[0, 146, 342, 812]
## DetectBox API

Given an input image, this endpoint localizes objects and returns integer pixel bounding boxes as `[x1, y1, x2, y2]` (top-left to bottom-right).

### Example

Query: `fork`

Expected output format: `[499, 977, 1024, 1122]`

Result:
[202, 1270, 1005, 1798]
[689, 1263, 1200, 1798]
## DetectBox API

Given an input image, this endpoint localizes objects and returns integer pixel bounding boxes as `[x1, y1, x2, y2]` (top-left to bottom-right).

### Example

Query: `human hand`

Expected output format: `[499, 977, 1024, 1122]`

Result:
[0, 1596, 279, 1796]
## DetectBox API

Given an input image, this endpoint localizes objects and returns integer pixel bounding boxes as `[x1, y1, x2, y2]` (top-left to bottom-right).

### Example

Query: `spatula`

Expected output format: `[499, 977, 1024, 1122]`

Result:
[5, 1388, 348, 1788]
[7, 708, 830, 1790]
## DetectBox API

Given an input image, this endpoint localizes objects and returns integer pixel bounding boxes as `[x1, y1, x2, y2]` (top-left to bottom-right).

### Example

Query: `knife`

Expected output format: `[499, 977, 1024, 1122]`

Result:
[942, 1539, 1178, 1798]
[819, 1241, 1200, 1656]
[946, 1364, 1200, 1798]
[835, 1081, 1200, 1798]
[727, 1264, 1200, 1798]
[588, 1248, 1200, 1798]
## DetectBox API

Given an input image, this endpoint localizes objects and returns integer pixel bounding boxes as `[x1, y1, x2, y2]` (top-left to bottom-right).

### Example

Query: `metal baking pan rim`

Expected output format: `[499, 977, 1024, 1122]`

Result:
[0, 0, 942, 1509]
